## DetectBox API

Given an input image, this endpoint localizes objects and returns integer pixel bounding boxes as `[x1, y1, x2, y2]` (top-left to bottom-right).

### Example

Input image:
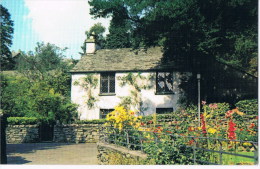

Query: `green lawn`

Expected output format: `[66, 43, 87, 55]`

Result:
[222, 151, 255, 165]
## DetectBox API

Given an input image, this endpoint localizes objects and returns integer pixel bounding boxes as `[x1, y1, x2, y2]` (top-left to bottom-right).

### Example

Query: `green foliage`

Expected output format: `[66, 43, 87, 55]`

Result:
[7, 117, 39, 125]
[104, 16, 132, 49]
[0, 5, 15, 70]
[1, 73, 78, 124]
[118, 72, 152, 111]
[104, 152, 148, 165]
[75, 119, 106, 124]
[74, 74, 99, 109]
[143, 137, 193, 164]
[235, 99, 258, 115]
[89, 0, 257, 74]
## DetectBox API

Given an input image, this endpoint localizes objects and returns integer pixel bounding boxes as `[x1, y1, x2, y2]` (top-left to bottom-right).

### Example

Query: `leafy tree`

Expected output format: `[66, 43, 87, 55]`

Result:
[0, 73, 78, 123]
[89, 0, 257, 72]
[1, 42, 78, 123]
[89, 0, 257, 105]
[0, 5, 14, 70]
[79, 23, 106, 55]
[15, 42, 74, 96]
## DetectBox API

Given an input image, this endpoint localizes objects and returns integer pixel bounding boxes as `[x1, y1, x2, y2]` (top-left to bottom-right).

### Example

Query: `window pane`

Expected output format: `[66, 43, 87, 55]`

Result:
[156, 108, 173, 114]
[109, 79, 115, 93]
[156, 72, 174, 93]
[101, 79, 108, 93]
[165, 73, 173, 92]
[100, 109, 114, 119]
[100, 73, 115, 94]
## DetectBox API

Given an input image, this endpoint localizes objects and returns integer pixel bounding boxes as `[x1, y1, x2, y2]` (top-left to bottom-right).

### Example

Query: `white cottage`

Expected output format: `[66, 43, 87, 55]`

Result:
[70, 36, 191, 120]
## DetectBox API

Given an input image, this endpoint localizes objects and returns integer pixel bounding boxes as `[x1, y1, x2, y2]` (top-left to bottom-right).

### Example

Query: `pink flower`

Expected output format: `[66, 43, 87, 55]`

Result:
[209, 103, 218, 109]
[202, 101, 206, 105]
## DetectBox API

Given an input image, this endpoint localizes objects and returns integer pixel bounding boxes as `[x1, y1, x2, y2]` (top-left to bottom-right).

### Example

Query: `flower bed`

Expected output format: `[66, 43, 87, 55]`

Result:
[102, 102, 258, 165]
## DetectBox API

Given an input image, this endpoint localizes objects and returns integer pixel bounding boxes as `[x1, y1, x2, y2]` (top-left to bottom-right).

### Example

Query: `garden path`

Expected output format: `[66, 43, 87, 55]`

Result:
[7, 143, 98, 165]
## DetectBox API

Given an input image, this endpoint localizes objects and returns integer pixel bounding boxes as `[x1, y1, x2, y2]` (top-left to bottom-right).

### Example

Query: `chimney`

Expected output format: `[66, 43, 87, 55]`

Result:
[85, 32, 100, 54]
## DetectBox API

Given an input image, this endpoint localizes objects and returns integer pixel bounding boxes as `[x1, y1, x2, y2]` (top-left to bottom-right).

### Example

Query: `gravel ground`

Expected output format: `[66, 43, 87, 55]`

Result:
[7, 143, 98, 165]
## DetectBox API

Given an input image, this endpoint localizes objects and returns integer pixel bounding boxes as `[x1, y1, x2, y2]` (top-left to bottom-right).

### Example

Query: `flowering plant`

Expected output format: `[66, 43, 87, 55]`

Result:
[106, 106, 142, 130]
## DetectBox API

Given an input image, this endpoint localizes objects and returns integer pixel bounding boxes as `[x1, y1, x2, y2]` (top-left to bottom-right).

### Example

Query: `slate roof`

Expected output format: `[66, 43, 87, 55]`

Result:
[70, 47, 176, 73]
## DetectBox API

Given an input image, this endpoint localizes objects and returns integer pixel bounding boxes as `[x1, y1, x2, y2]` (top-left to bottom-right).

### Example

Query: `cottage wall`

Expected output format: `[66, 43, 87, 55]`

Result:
[71, 72, 191, 120]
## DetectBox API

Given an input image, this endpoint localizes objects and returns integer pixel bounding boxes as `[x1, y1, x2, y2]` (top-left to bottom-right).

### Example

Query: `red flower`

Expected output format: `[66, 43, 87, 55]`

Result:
[166, 131, 172, 134]
[228, 119, 236, 140]
[188, 140, 194, 145]
[200, 114, 207, 135]
[240, 128, 243, 131]
[188, 126, 195, 131]
[147, 120, 153, 124]
[225, 110, 234, 118]
[141, 122, 145, 126]
[249, 123, 255, 128]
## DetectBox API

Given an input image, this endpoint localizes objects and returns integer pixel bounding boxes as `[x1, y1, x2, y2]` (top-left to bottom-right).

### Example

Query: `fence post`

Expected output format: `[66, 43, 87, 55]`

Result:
[0, 112, 7, 164]
[218, 140, 223, 165]
[138, 131, 143, 151]
[192, 137, 196, 164]
[254, 147, 258, 165]
[126, 130, 130, 149]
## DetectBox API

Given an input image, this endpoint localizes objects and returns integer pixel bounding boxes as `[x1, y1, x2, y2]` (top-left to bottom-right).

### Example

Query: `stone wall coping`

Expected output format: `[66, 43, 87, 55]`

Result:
[97, 142, 147, 159]
[7, 125, 39, 127]
[55, 124, 103, 127]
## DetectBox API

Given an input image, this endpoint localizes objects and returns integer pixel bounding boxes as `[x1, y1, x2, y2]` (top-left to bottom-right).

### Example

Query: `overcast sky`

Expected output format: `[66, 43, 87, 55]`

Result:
[2, 0, 110, 59]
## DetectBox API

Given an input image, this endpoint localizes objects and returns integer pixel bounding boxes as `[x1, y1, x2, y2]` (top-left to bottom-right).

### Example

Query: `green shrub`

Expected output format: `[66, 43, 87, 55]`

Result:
[235, 99, 258, 115]
[75, 119, 106, 124]
[7, 117, 39, 125]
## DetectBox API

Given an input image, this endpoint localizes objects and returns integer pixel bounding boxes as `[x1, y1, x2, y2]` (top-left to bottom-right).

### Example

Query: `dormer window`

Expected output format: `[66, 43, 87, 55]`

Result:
[100, 73, 115, 95]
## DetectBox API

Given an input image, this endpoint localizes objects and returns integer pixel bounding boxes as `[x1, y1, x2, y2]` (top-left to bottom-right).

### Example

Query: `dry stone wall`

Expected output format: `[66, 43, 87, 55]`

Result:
[53, 124, 101, 143]
[97, 142, 147, 165]
[6, 125, 39, 143]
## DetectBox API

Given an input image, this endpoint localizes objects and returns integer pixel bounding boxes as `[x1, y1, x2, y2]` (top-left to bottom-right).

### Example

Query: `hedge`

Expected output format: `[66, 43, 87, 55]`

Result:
[235, 99, 258, 115]
[7, 117, 39, 125]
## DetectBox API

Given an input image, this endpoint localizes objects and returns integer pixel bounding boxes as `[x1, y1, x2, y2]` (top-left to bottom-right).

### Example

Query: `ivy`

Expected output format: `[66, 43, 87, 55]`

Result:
[117, 72, 152, 112]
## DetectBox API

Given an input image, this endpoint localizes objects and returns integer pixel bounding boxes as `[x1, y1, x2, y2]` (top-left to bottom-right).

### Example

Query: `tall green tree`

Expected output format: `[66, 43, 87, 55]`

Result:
[0, 5, 14, 70]
[16, 42, 74, 97]
[1, 42, 78, 123]
[89, 0, 257, 73]
[104, 8, 132, 48]
[89, 0, 257, 104]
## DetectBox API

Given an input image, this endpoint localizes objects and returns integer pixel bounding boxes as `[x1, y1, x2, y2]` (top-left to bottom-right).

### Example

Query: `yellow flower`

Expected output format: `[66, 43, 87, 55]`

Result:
[197, 127, 202, 130]
[243, 142, 252, 147]
[208, 128, 217, 134]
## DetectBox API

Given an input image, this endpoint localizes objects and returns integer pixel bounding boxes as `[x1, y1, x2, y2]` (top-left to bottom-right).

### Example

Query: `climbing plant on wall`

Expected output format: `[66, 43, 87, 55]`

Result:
[73, 74, 99, 109]
[117, 72, 153, 113]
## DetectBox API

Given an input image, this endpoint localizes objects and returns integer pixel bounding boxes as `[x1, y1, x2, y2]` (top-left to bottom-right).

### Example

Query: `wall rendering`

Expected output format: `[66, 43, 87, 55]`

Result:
[71, 72, 191, 120]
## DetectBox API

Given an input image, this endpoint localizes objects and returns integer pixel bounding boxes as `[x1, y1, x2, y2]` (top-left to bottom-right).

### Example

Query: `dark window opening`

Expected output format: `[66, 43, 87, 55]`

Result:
[156, 72, 174, 94]
[100, 109, 114, 119]
[156, 108, 174, 114]
[100, 73, 115, 94]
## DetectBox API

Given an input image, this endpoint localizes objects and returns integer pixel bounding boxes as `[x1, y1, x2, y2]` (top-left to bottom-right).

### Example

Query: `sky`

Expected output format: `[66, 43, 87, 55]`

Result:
[1, 0, 110, 59]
